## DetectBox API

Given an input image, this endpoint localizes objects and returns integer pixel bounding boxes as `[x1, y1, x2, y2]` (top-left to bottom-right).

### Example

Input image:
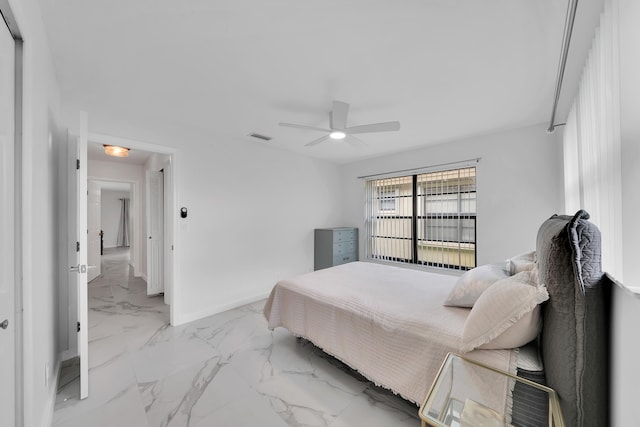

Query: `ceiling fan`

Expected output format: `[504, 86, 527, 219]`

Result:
[279, 100, 400, 147]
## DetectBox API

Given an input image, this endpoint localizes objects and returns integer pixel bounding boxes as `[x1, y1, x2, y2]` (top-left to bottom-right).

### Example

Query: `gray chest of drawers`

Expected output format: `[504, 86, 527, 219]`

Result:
[314, 227, 359, 271]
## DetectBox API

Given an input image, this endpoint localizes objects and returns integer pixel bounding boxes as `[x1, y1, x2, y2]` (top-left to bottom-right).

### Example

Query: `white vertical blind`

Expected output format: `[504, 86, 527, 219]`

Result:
[563, 0, 623, 280]
[364, 167, 476, 270]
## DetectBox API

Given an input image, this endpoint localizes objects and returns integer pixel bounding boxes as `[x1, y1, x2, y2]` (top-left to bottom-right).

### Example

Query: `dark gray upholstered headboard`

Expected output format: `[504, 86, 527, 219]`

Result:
[536, 210, 611, 426]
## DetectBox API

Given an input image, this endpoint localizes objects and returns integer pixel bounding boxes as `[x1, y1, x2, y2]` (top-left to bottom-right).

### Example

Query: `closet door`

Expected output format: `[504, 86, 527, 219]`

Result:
[146, 170, 164, 295]
[0, 17, 16, 426]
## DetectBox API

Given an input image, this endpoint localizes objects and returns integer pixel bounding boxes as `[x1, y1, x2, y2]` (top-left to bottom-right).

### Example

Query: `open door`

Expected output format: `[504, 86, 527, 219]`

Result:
[87, 180, 101, 282]
[68, 113, 89, 399]
[146, 170, 164, 295]
[0, 17, 16, 425]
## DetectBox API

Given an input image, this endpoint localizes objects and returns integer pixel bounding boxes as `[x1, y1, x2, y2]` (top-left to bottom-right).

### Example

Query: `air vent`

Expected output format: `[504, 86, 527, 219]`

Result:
[249, 133, 272, 141]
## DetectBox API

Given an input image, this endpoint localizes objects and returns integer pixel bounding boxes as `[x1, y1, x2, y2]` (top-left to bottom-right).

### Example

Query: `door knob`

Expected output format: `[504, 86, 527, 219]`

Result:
[0, 319, 8, 329]
[70, 264, 87, 273]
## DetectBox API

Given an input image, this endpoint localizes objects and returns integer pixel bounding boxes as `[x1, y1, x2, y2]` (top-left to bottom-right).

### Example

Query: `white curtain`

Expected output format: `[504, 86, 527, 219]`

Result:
[116, 198, 130, 247]
[562, 0, 623, 281]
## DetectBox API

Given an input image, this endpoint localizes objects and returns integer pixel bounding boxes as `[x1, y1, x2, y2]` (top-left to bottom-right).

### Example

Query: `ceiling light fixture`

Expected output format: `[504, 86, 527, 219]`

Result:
[329, 131, 346, 140]
[103, 145, 130, 157]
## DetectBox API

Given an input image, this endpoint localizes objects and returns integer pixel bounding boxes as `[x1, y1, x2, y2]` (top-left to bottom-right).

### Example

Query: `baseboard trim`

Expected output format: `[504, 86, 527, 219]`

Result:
[172, 292, 269, 326]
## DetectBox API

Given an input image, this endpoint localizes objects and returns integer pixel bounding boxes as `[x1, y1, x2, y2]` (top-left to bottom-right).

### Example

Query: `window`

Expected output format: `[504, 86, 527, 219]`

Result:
[379, 187, 399, 212]
[365, 167, 476, 270]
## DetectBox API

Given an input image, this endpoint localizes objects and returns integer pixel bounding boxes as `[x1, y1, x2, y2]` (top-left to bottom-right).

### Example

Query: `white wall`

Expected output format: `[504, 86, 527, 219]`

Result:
[79, 132, 344, 329]
[101, 189, 131, 248]
[145, 152, 170, 173]
[618, 0, 640, 289]
[8, 0, 65, 425]
[610, 0, 640, 424]
[340, 123, 564, 267]
[173, 136, 344, 324]
[88, 159, 145, 277]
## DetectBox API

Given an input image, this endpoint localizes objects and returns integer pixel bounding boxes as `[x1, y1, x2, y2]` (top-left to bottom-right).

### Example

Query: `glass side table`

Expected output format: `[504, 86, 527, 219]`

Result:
[418, 353, 564, 427]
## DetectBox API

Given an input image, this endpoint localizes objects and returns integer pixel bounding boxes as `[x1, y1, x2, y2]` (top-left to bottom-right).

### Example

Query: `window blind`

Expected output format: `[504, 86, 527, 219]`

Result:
[563, 0, 623, 281]
[365, 167, 476, 270]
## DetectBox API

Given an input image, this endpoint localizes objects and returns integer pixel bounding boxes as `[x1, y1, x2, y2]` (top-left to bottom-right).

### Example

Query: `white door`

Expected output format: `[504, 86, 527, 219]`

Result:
[68, 113, 89, 399]
[146, 170, 164, 295]
[0, 17, 16, 426]
[162, 161, 173, 305]
[87, 180, 101, 282]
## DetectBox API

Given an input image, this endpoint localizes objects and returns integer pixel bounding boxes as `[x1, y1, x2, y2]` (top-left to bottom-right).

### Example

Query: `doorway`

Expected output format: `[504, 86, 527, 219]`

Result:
[83, 132, 176, 318]
[59, 131, 177, 403]
[90, 180, 134, 283]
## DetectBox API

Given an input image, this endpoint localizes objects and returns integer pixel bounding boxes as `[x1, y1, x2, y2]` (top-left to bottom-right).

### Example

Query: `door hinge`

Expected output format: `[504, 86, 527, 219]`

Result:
[76, 241, 80, 252]
[76, 159, 80, 170]
[77, 321, 80, 332]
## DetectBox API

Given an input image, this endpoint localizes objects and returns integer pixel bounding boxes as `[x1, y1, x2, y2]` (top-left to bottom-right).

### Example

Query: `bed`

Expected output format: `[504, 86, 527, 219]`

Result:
[264, 211, 611, 426]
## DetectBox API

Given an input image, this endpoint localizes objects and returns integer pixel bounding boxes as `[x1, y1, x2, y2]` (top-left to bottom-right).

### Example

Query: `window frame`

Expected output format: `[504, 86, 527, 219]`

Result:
[365, 166, 477, 271]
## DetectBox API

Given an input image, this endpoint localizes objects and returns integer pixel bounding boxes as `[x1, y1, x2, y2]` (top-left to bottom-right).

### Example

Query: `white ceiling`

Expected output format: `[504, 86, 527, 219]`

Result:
[38, 0, 604, 164]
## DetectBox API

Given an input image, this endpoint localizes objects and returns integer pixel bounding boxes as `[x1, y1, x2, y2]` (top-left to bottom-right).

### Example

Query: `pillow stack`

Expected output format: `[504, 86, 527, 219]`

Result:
[443, 263, 510, 308]
[507, 251, 537, 275]
[444, 251, 549, 352]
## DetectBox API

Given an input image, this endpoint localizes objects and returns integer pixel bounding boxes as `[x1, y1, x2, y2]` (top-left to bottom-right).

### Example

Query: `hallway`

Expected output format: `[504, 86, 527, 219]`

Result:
[52, 248, 418, 426]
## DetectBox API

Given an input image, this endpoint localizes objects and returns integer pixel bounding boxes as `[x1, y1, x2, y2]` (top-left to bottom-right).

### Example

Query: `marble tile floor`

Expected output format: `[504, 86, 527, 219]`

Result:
[53, 247, 420, 427]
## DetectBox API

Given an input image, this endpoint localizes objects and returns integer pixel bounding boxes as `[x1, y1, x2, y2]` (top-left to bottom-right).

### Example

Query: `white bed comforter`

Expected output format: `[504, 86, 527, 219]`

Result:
[263, 261, 517, 404]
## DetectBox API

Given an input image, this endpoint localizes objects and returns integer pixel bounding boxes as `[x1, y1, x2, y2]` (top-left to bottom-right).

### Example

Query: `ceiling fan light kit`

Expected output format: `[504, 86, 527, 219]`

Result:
[329, 131, 346, 140]
[279, 100, 400, 147]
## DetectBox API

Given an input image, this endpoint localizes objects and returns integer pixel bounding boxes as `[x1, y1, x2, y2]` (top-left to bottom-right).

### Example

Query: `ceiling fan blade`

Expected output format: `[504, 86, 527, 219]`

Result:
[279, 122, 331, 133]
[345, 134, 366, 147]
[345, 121, 401, 134]
[330, 101, 349, 130]
[304, 135, 330, 147]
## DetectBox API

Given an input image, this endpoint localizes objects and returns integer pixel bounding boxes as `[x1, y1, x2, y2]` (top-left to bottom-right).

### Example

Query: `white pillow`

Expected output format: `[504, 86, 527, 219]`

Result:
[443, 264, 509, 308]
[460, 270, 548, 352]
[507, 250, 537, 275]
